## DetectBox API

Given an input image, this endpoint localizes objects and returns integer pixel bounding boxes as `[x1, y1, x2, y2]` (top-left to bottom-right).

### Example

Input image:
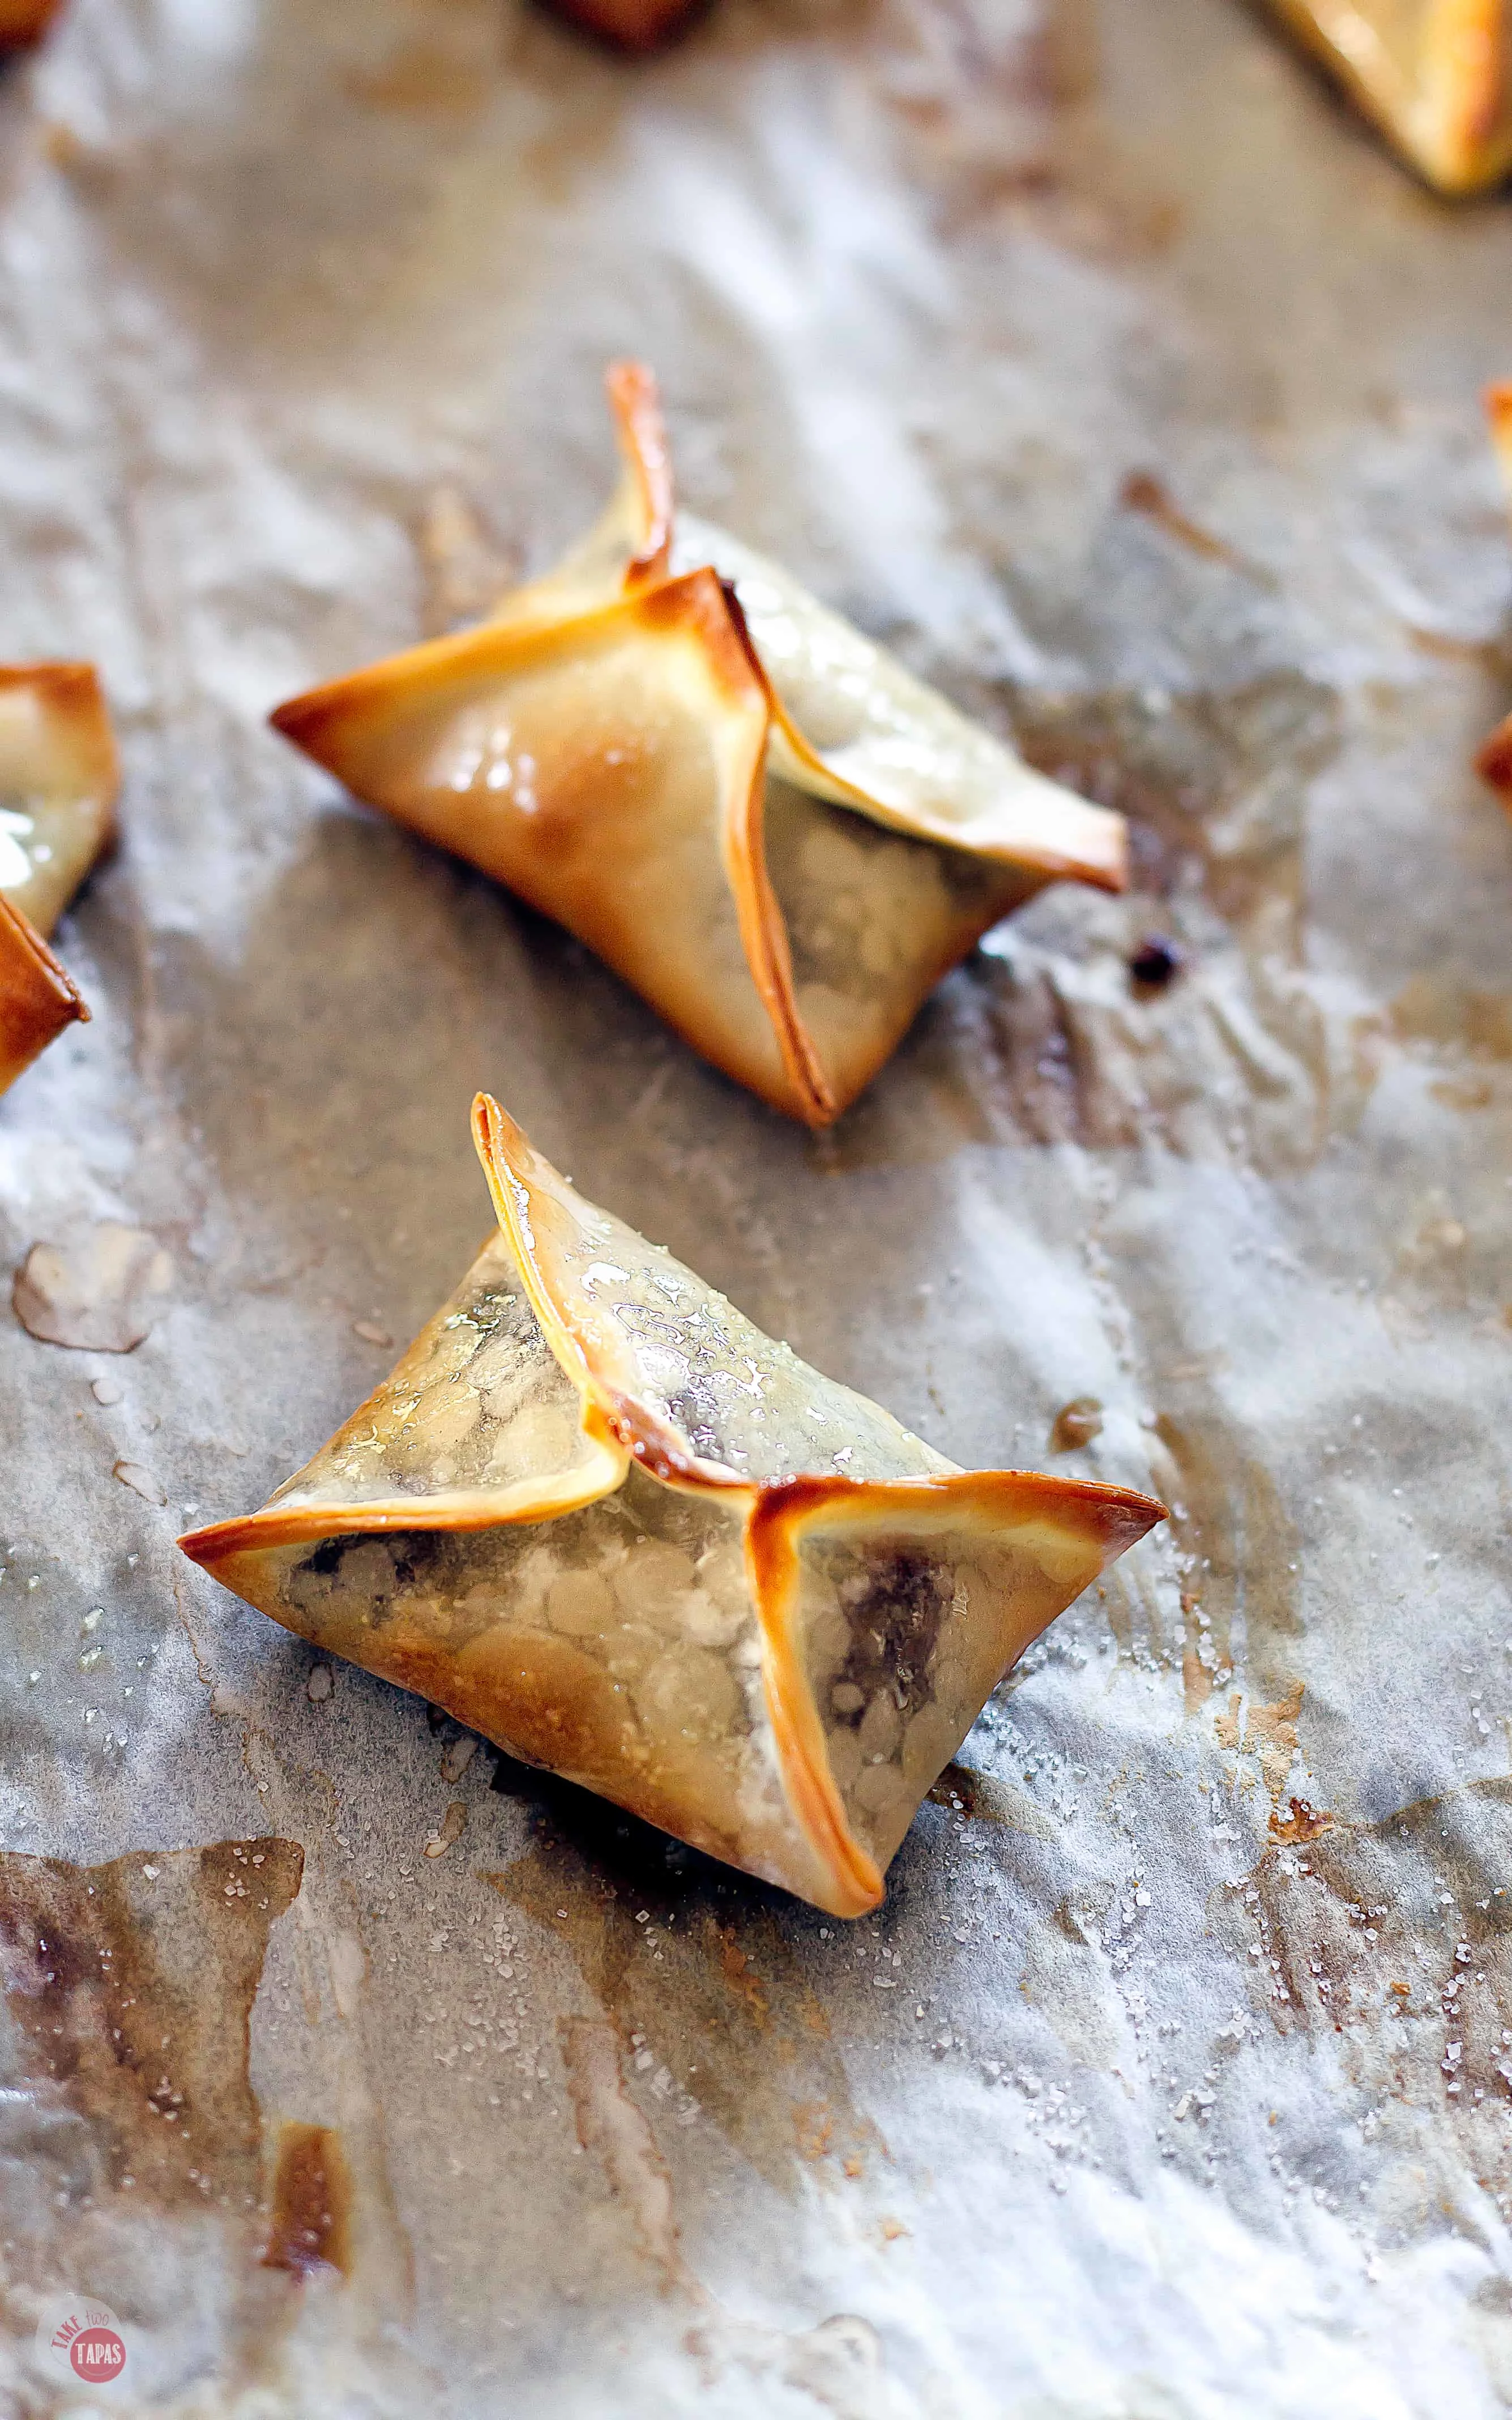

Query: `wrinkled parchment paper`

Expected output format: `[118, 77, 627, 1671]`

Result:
[2, 1, 1512, 2411]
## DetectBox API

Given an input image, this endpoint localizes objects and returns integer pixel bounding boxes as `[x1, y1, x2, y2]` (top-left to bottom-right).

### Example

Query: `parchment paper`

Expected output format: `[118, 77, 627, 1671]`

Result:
[2, 0, 1511, 2412]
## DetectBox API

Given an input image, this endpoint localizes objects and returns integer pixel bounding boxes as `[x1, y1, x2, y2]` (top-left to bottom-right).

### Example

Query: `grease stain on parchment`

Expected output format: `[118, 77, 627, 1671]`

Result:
[0, 1838, 304, 2212]
[560, 2014, 689, 2293]
[1377, 975, 1512, 1319]
[831, 676, 1364, 1174]
[262, 2120, 354, 2280]
[556, 2014, 915, 2419]
[0, 1837, 428, 2406]
[485, 1773, 881, 2192]
[1214, 1782, 1512, 2229]
[1212, 1681, 1306, 1814]
[0, 1839, 305, 2391]
[1118, 471, 1270, 583]
[1018, 1903, 1119, 2070]
[927, 1760, 1056, 1839]
[1108, 1408, 1302, 1709]
[873, 0, 1181, 259]
[1003, 678, 1349, 1156]
[347, 31, 498, 121]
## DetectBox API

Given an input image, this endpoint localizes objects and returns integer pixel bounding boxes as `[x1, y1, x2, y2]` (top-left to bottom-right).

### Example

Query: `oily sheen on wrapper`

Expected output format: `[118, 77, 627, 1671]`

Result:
[1264, 0, 1512, 192]
[180, 1098, 1164, 1918]
[268, 364, 1128, 1129]
[0, 664, 117, 1096]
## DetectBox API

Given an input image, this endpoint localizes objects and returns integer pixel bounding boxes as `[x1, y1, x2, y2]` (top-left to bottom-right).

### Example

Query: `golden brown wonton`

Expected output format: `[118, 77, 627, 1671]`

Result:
[0, 663, 117, 1097]
[1265, 1, 1512, 191]
[270, 365, 1127, 1129]
[181, 1098, 1163, 1918]
[1479, 384, 1512, 805]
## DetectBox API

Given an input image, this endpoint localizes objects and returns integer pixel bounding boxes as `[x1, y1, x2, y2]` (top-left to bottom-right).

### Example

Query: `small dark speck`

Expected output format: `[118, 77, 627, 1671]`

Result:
[1129, 935, 1185, 990]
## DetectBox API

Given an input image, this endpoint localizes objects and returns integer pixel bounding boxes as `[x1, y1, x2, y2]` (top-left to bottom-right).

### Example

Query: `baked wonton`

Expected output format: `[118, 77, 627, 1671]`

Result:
[1264, 0, 1512, 192]
[0, 663, 117, 1096]
[1479, 382, 1512, 805]
[180, 1098, 1164, 1918]
[270, 364, 1127, 1129]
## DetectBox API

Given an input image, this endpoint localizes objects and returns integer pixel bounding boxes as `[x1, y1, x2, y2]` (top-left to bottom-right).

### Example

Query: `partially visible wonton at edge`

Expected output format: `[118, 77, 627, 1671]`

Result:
[270, 364, 1127, 1129]
[1264, 0, 1512, 192]
[542, 0, 703, 52]
[1479, 384, 1512, 806]
[0, 663, 117, 1097]
[180, 1098, 1164, 1918]
[0, 0, 62, 45]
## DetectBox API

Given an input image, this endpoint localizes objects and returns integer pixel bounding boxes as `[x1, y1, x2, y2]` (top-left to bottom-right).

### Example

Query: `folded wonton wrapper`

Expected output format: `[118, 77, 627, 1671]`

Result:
[270, 365, 1127, 1128]
[1264, 0, 1512, 191]
[0, 664, 118, 1096]
[180, 1099, 1164, 1917]
[1479, 384, 1512, 805]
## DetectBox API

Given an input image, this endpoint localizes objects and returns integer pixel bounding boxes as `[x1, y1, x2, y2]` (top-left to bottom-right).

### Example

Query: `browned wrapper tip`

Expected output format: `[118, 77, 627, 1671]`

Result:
[0, 892, 87, 1098]
[605, 360, 674, 585]
[1263, 0, 1512, 194]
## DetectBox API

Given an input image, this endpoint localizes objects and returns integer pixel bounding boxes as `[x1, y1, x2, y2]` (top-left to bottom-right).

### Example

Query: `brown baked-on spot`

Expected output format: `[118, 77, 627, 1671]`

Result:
[1269, 1795, 1333, 1844]
[793, 2102, 835, 2162]
[716, 1930, 770, 2029]
[1050, 1396, 1104, 1451]
[1119, 472, 1258, 577]
[1127, 934, 1185, 991]
[262, 2122, 353, 2280]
